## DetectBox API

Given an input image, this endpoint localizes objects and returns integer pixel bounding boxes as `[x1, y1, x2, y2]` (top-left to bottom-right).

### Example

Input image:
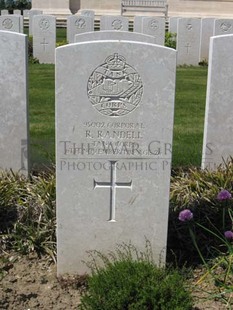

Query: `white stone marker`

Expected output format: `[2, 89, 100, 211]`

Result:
[134, 16, 144, 33]
[14, 9, 21, 15]
[67, 15, 94, 43]
[74, 30, 156, 44]
[33, 15, 56, 64]
[1, 10, 8, 15]
[177, 18, 201, 66]
[214, 19, 233, 36]
[0, 31, 29, 175]
[100, 15, 128, 31]
[0, 15, 23, 33]
[141, 17, 165, 45]
[56, 41, 176, 275]
[80, 9, 95, 18]
[29, 9, 43, 35]
[200, 18, 214, 62]
[169, 17, 178, 33]
[202, 35, 233, 170]
[23, 10, 29, 17]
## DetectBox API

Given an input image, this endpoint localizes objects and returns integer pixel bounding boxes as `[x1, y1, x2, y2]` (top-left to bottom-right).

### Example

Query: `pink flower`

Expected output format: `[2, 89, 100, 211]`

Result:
[217, 190, 232, 201]
[224, 231, 233, 240]
[178, 209, 193, 222]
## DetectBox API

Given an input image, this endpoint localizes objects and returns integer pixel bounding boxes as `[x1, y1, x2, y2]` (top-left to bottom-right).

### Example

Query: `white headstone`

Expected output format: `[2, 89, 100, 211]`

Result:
[14, 10, 21, 15]
[29, 9, 43, 36]
[169, 17, 178, 33]
[214, 19, 233, 36]
[33, 15, 56, 64]
[80, 9, 95, 18]
[1, 10, 8, 16]
[100, 15, 128, 31]
[177, 18, 201, 66]
[23, 10, 29, 17]
[200, 18, 214, 62]
[202, 34, 233, 170]
[56, 40, 176, 275]
[133, 16, 144, 33]
[141, 17, 165, 45]
[67, 15, 94, 43]
[0, 31, 29, 175]
[0, 15, 23, 33]
[74, 30, 156, 44]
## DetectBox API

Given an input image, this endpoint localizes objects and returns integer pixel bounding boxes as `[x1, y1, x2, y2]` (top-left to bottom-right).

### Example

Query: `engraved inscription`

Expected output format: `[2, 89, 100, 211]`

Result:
[2, 18, 13, 29]
[39, 18, 50, 31]
[185, 43, 191, 53]
[41, 38, 49, 51]
[149, 19, 159, 30]
[112, 19, 123, 30]
[220, 22, 232, 32]
[94, 160, 132, 222]
[186, 23, 192, 31]
[87, 53, 143, 117]
[75, 18, 86, 29]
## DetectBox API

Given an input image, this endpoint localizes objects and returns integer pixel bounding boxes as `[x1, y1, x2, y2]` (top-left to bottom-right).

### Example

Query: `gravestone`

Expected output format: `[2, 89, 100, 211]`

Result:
[29, 9, 43, 35]
[214, 19, 233, 36]
[23, 10, 30, 17]
[100, 15, 128, 31]
[0, 15, 23, 33]
[202, 34, 233, 170]
[56, 40, 176, 275]
[200, 18, 214, 62]
[141, 17, 165, 45]
[133, 16, 144, 33]
[14, 10, 21, 15]
[74, 30, 156, 44]
[169, 17, 178, 33]
[0, 30, 29, 175]
[33, 15, 56, 64]
[177, 18, 201, 65]
[80, 9, 95, 18]
[1, 10, 8, 15]
[67, 15, 94, 43]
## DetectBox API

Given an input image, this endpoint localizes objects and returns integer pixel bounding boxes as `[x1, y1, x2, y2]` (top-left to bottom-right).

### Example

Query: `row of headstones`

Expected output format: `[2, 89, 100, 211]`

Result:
[0, 29, 232, 274]
[0, 9, 30, 16]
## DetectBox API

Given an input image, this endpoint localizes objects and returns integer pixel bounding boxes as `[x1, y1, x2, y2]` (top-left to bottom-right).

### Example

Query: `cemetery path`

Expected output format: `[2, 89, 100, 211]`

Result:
[0, 252, 230, 310]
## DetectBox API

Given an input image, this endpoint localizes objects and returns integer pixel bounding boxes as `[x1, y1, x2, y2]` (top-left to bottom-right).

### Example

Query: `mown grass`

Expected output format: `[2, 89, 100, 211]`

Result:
[28, 64, 208, 169]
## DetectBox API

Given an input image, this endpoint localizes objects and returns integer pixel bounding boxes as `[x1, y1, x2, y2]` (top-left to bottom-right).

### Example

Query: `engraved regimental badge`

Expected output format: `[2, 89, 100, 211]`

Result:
[87, 53, 143, 117]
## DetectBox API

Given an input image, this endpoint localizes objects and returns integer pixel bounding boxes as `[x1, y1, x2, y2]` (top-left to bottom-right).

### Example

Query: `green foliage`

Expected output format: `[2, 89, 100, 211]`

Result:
[0, 170, 56, 261]
[0, 0, 5, 10]
[165, 32, 176, 49]
[79, 243, 193, 310]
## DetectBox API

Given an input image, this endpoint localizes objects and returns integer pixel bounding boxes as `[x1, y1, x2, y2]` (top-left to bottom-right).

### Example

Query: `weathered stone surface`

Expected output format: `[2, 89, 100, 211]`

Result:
[200, 18, 214, 62]
[214, 19, 233, 36]
[100, 15, 129, 31]
[202, 34, 233, 170]
[67, 15, 94, 43]
[141, 17, 165, 45]
[0, 31, 29, 175]
[56, 40, 176, 275]
[0, 15, 23, 33]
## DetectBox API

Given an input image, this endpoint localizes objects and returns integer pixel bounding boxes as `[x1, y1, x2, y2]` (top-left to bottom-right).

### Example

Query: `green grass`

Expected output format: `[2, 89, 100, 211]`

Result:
[28, 64, 208, 169]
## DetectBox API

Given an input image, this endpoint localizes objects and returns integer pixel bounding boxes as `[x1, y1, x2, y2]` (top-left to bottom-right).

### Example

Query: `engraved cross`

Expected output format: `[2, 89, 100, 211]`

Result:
[40, 38, 49, 51]
[94, 161, 132, 222]
[185, 43, 191, 53]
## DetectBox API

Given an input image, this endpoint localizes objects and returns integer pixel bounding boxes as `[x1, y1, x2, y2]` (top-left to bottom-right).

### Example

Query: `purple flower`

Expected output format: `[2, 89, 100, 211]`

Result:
[224, 231, 233, 240]
[178, 209, 193, 222]
[217, 189, 232, 201]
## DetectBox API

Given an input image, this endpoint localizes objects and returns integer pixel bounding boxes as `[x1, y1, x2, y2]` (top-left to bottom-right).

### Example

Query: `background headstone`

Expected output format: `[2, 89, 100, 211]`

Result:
[80, 9, 95, 18]
[29, 9, 43, 35]
[100, 15, 128, 31]
[1, 10, 8, 16]
[141, 17, 165, 45]
[169, 17, 178, 33]
[0, 15, 23, 33]
[214, 19, 233, 36]
[133, 16, 144, 33]
[74, 30, 157, 44]
[13, 10, 21, 15]
[200, 18, 214, 62]
[67, 15, 94, 43]
[177, 18, 201, 65]
[202, 34, 233, 170]
[33, 15, 56, 64]
[56, 40, 176, 275]
[0, 30, 29, 175]
[23, 10, 30, 17]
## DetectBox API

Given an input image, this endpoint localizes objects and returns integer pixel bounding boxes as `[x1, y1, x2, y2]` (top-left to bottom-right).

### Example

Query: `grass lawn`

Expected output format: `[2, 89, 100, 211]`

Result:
[28, 63, 208, 169]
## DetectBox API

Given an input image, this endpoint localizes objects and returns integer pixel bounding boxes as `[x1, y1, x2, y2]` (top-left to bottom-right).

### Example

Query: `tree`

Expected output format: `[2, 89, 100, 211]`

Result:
[5, 0, 14, 10]
[15, 0, 31, 9]
[0, 0, 5, 10]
